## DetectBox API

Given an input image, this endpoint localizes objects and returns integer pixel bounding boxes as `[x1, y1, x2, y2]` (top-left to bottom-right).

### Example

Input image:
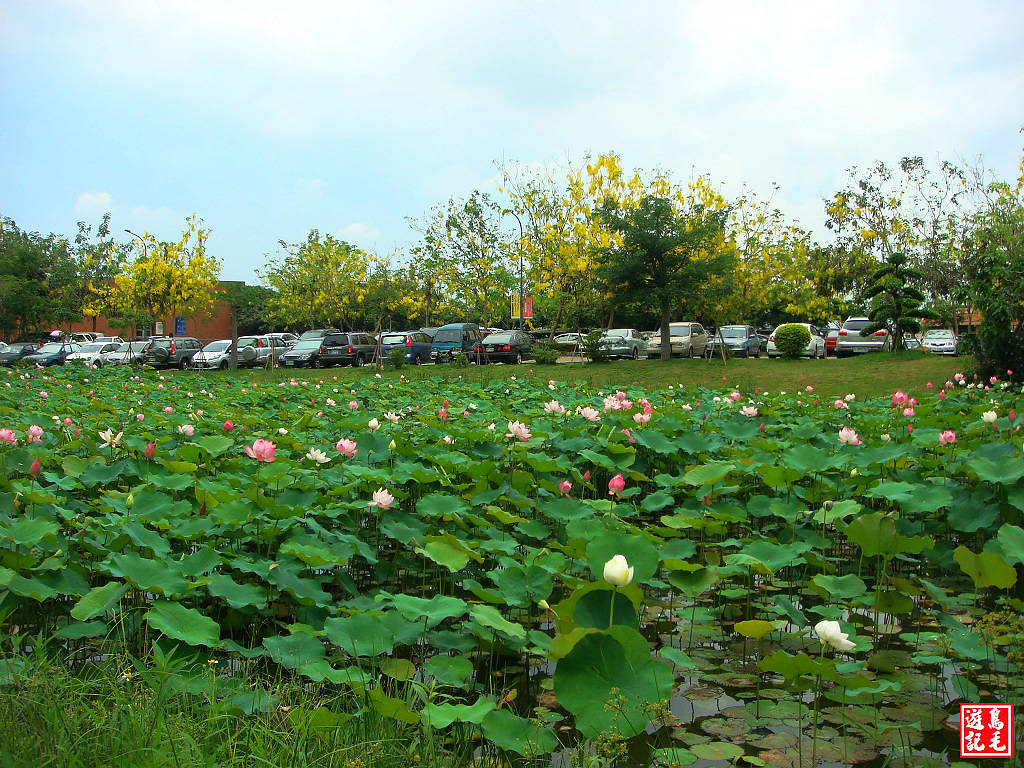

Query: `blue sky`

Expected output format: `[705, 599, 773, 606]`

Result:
[2, 0, 1022, 282]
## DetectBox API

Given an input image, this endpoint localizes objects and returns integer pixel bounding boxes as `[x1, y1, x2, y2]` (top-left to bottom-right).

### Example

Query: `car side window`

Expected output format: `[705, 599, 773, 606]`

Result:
[694, 325, 704, 335]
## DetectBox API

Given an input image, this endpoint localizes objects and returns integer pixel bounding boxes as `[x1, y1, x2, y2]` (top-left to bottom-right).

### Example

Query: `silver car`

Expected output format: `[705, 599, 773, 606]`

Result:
[105, 340, 151, 366]
[646, 322, 708, 358]
[191, 339, 234, 370]
[920, 329, 958, 356]
[835, 316, 892, 357]
[599, 329, 646, 359]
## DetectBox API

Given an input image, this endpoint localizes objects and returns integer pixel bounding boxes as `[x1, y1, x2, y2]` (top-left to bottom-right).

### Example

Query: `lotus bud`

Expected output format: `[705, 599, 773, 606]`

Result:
[603, 554, 634, 587]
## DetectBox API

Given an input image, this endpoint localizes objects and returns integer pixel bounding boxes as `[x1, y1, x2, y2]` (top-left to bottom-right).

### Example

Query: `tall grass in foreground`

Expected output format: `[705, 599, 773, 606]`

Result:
[0, 641, 490, 768]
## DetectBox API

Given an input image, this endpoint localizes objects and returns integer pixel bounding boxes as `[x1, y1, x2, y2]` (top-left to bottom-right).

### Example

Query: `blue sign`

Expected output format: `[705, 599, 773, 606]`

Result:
[175, 317, 186, 335]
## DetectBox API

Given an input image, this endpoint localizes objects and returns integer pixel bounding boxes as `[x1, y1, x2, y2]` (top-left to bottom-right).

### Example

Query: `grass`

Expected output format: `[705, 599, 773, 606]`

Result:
[0, 642, 482, 768]
[243, 351, 971, 401]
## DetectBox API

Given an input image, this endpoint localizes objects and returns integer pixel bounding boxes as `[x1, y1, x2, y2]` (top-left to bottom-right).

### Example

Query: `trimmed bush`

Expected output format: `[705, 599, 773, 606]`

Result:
[774, 324, 810, 359]
[385, 348, 406, 369]
[531, 342, 559, 365]
[582, 330, 608, 363]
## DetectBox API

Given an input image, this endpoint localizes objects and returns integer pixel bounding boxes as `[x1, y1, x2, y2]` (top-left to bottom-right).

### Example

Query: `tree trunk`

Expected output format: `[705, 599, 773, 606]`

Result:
[660, 298, 672, 361]
[549, 303, 564, 340]
[606, 307, 615, 330]
[229, 311, 239, 370]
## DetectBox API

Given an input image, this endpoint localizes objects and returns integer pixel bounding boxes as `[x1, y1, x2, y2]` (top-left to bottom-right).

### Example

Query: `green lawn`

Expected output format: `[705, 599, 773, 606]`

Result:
[249, 351, 970, 401]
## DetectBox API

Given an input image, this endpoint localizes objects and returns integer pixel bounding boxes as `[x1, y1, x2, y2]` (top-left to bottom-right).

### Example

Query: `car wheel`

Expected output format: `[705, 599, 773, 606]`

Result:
[687, 345, 694, 358]
[219, 360, 228, 370]
[631, 346, 639, 360]
[354, 355, 365, 367]
[179, 357, 189, 370]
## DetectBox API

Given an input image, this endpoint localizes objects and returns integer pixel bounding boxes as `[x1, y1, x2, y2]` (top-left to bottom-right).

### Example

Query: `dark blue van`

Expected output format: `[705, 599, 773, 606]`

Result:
[379, 331, 433, 365]
[430, 323, 484, 363]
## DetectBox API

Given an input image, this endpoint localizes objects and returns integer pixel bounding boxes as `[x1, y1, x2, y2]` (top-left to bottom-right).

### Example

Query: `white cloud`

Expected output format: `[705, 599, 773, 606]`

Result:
[336, 222, 381, 244]
[73, 191, 113, 219]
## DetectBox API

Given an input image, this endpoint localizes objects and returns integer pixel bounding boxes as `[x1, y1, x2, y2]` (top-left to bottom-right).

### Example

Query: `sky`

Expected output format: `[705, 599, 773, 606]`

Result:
[2, 0, 1022, 283]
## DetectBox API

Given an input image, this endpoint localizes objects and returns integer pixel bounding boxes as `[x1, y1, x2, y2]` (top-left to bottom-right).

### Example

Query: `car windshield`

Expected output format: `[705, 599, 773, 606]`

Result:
[718, 327, 745, 338]
[433, 329, 460, 343]
[36, 343, 62, 353]
[924, 330, 954, 339]
[203, 341, 231, 353]
[380, 334, 407, 345]
[80, 343, 106, 352]
[292, 339, 322, 350]
[843, 319, 872, 331]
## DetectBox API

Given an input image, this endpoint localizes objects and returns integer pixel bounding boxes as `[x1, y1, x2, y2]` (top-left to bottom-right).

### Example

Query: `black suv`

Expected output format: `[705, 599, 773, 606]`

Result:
[281, 332, 378, 368]
[143, 337, 203, 369]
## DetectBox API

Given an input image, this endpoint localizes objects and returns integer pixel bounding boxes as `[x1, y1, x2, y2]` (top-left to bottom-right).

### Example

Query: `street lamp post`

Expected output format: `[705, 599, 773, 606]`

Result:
[506, 211, 524, 329]
[124, 229, 146, 260]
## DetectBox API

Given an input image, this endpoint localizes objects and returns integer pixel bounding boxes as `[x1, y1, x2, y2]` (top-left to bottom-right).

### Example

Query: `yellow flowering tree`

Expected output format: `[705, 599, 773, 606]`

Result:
[260, 230, 372, 331]
[110, 215, 221, 333]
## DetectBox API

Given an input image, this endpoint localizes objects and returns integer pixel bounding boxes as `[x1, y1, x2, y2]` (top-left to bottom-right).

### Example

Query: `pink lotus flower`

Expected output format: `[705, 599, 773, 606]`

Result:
[178, 424, 195, 437]
[620, 428, 635, 443]
[608, 473, 626, 496]
[938, 430, 956, 445]
[136, 413, 144, 421]
[907, 424, 914, 435]
[244, 439, 277, 463]
[583, 470, 591, 482]
[335, 438, 358, 457]
[164, 406, 173, 414]
[543, 399, 565, 415]
[347, 400, 359, 410]
[576, 406, 600, 422]
[0, 428, 16, 445]
[926, 382, 933, 388]
[729, 391, 742, 402]
[559, 480, 572, 495]
[891, 390, 908, 407]
[740, 405, 758, 417]
[438, 407, 448, 423]
[369, 487, 394, 510]
[902, 407, 915, 418]
[838, 426, 862, 445]
[27, 425, 44, 443]
[144, 442, 155, 459]
[224, 420, 235, 431]
[805, 385, 814, 392]
[506, 420, 532, 441]
[29, 457, 41, 478]
[633, 411, 651, 424]
[64, 417, 73, 425]
[938, 390, 947, 400]
[833, 399, 848, 410]
[38, 391, 48, 399]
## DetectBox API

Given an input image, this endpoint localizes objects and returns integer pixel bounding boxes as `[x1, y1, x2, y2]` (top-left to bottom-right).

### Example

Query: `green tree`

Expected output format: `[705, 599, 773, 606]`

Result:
[74, 213, 127, 333]
[261, 231, 370, 331]
[861, 252, 939, 349]
[598, 193, 731, 361]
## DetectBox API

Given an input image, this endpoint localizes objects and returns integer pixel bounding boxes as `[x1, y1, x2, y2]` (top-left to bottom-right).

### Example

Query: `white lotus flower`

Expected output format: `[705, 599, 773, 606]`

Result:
[99, 428, 123, 447]
[603, 555, 634, 587]
[305, 447, 330, 464]
[982, 410, 998, 424]
[814, 619, 857, 652]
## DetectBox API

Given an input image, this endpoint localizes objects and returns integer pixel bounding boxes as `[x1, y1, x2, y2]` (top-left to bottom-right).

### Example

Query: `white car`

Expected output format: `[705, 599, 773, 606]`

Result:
[920, 329, 958, 356]
[65, 341, 123, 367]
[191, 339, 234, 370]
[766, 323, 826, 358]
[599, 329, 646, 359]
[646, 322, 708, 358]
[105, 340, 151, 366]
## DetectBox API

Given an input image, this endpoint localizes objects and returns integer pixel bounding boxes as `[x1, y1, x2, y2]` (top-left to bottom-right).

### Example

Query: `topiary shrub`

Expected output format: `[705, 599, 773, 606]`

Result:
[385, 348, 406, 369]
[452, 351, 469, 367]
[582, 330, 608, 363]
[774, 324, 810, 359]
[531, 341, 559, 366]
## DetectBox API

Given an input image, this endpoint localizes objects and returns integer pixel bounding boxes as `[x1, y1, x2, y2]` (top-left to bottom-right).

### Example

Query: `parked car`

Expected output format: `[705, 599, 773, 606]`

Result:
[551, 332, 584, 352]
[431, 323, 485, 362]
[281, 332, 377, 368]
[646, 322, 708, 358]
[379, 331, 433, 365]
[920, 328, 958, 356]
[478, 330, 534, 364]
[25, 341, 81, 366]
[94, 336, 125, 345]
[191, 339, 234, 370]
[65, 341, 123, 367]
[67, 332, 96, 344]
[236, 334, 295, 367]
[824, 329, 840, 356]
[706, 325, 762, 358]
[143, 337, 203, 369]
[0, 342, 41, 366]
[834, 316, 891, 357]
[298, 328, 340, 341]
[766, 323, 826, 358]
[904, 335, 922, 350]
[601, 329, 646, 360]
[105, 340, 151, 366]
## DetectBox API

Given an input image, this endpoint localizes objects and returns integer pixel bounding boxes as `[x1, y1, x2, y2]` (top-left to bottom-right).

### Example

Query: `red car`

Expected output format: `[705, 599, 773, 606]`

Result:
[825, 329, 839, 356]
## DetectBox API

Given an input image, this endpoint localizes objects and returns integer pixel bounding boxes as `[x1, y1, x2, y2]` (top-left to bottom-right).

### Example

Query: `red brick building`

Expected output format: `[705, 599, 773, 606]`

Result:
[68, 281, 238, 342]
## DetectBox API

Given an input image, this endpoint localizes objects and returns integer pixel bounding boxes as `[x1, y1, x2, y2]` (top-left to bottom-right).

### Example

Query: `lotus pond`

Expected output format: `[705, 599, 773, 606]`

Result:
[1, 364, 1022, 767]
